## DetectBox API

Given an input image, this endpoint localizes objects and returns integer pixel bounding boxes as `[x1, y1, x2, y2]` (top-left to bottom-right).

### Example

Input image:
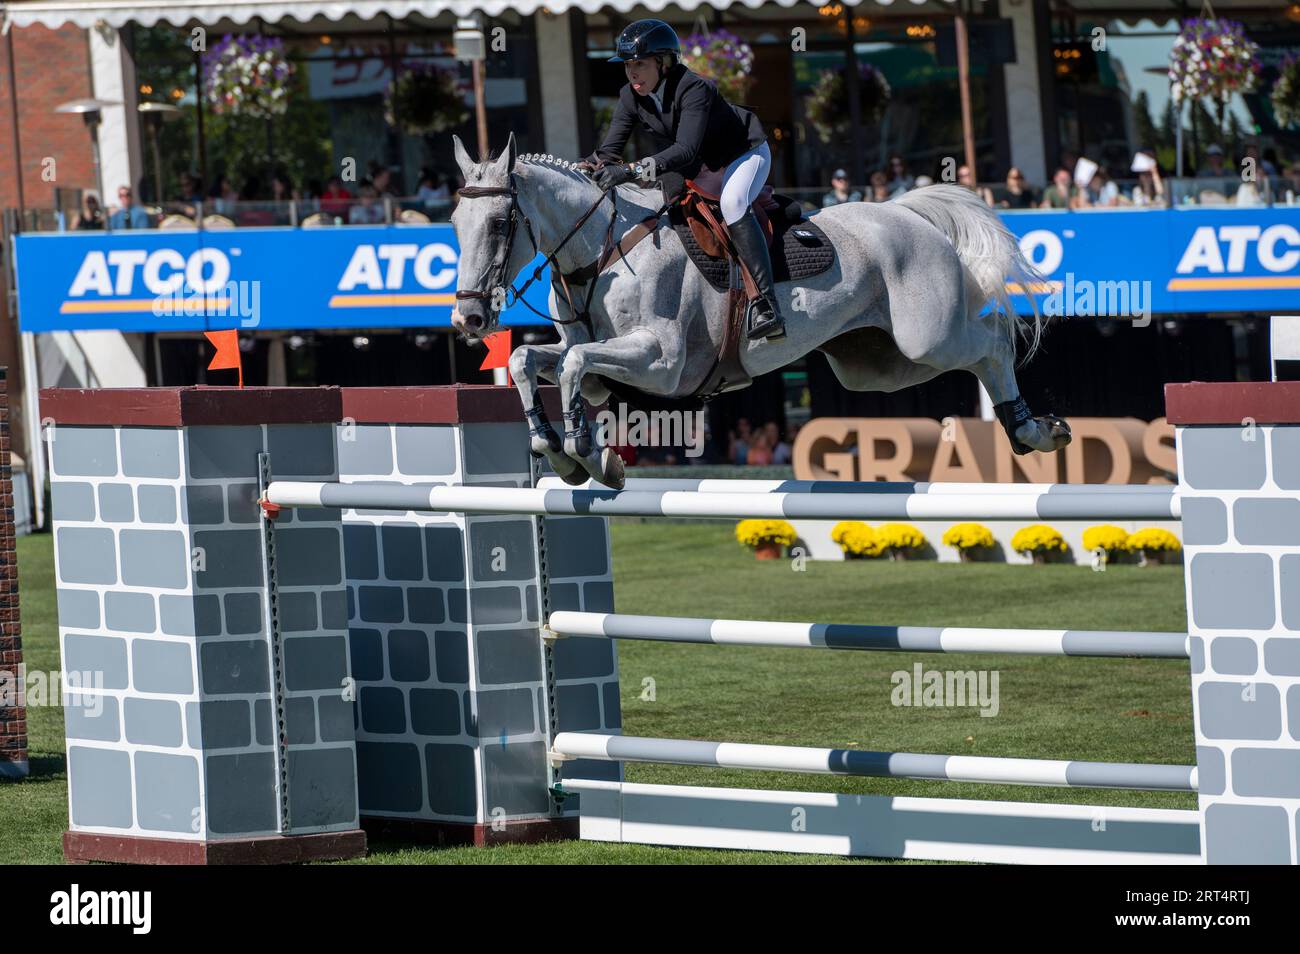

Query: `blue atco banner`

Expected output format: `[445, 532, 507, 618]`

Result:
[11, 224, 552, 333]
[1000, 207, 1300, 317]
[12, 207, 1300, 333]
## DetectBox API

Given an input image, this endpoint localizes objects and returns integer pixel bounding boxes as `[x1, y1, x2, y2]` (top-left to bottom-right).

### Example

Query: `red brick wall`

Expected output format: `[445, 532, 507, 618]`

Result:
[0, 367, 23, 778]
[0, 24, 97, 210]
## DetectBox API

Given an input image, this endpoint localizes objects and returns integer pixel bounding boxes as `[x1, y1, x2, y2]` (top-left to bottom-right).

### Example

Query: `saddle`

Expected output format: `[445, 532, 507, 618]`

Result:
[657, 169, 837, 400]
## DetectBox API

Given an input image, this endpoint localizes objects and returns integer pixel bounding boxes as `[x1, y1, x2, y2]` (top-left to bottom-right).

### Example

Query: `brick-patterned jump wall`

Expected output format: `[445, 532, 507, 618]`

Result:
[0, 367, 26, 779]
[1167, 382, 1300, 865]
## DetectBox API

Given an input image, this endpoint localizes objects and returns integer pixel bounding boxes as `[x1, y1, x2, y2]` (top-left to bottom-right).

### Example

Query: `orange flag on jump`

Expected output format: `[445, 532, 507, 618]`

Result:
[480, 330, 512, 371]
[205, 330, 243, 388]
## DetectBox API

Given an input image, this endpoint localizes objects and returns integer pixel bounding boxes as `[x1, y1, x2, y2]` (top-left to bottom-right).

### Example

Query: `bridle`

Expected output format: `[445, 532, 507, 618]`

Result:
[455, 171, 666, 329]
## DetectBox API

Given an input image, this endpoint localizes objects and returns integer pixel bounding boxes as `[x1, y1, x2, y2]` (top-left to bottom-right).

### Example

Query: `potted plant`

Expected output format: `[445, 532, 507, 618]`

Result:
[876, 523, 928, 561]
[202, 34, 295, 120]
[385, 63, 470, 136]
[1271, 53, 1300, 130]
[1169, 16, 1260, 134]
[806, 62, 891, 144]
[681, 29, 755, 104]
[1010, 524, 1067, 564]
[735, 519, 796, 560]
[942, 522, 995, 562]
[1082, 525, 1130, 563]
[831, 521, 883, 560]
[1126, 528, 1182, 566]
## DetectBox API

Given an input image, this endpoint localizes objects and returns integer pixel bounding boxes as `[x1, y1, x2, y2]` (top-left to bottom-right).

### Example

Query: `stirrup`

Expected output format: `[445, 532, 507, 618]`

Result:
[746, 301, 786, 341]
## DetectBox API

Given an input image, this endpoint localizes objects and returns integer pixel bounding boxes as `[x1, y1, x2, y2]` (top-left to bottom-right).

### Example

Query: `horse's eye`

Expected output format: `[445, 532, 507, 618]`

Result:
[491, 219, 507, 234]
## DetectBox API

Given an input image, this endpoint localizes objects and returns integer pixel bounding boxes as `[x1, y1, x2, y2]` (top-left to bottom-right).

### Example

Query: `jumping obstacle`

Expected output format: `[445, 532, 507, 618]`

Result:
[264, 479, 1181, 521]
[39, 382, 1300, 864]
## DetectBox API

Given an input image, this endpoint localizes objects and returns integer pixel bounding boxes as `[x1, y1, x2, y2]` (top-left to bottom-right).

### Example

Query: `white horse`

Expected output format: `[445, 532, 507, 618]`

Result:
[450, 133, 1070, 487]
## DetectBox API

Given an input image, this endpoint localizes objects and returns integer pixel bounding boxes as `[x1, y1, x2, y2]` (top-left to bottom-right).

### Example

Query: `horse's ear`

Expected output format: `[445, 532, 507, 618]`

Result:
[452, 135, 475, 176]
[491, 132, 517, 177]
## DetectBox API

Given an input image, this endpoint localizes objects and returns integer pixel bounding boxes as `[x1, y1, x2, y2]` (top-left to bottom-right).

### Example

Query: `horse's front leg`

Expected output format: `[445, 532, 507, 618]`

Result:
[557, 330, 671, 490]
[507, 343, 585, 484]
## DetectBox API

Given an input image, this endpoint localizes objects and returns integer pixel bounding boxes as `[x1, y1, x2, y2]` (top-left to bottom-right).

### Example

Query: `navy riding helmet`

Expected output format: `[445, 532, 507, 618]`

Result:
[608, 19, 681, 63]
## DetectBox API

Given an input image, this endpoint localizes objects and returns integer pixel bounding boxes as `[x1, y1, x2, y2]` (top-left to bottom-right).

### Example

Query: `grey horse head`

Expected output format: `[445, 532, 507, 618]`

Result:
[449, 132, 534, 338]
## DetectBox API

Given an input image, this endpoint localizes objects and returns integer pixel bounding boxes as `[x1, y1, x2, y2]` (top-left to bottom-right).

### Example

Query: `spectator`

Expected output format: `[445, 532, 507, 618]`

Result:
[729, 418, 752, 465]
[956, 164, 978, 192]
[997, 168, 1037, 209]
[1080, 167, 1119, 208]
[1039, 167, 1077, 210]
[206, 176, 239, 216]
[1282, 163, 1300, 203]
[1197, 144, 1229, 179]
[1242, 141, 1278, 179]
[886, 154, 914, 195]
[320, 176, 353, 218]
[747, 431, 773, 467]
[349, 184, 386, 225]
[369, 164, 397, 197]
[172, 172, 203, 217]
[822, 169, 862, 207]
[72, 192, 104, 230]
[866, 170, 892, 202]
[417, 171, 451, 207]
[1129, 151, 1165, 207]
[765, 422, 792, 466]
[108, 185, 151, 229]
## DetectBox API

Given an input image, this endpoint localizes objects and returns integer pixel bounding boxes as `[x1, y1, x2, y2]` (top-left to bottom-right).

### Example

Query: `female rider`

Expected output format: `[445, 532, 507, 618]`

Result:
[576, 19, 784, 340]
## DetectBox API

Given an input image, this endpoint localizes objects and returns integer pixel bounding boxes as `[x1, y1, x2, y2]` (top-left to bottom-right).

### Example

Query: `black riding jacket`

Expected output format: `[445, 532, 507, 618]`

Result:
[586, 63, 765, 179]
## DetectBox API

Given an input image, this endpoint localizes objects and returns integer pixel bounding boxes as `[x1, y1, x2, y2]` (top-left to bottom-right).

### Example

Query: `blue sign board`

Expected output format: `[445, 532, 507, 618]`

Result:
[12, 207, 1300, 333]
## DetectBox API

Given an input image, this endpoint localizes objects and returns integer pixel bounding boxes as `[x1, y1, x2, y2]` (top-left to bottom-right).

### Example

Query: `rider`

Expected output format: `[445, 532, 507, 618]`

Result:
[576, 19, 785, 341]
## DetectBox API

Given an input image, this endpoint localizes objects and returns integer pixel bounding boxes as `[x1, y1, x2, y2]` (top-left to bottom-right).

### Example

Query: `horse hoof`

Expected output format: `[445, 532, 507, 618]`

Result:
[559, 466, 589, 486]
[1042, 415, 1072, 449]
[598, 448, 625, 490]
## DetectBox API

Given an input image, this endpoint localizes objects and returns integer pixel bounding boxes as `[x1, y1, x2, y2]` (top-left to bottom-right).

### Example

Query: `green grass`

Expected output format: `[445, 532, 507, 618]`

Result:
[0, 523, 1194, 864]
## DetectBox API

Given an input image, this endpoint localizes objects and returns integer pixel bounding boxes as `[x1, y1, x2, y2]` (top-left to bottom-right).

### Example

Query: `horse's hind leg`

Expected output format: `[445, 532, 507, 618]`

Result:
[969, 339, 1071, 455]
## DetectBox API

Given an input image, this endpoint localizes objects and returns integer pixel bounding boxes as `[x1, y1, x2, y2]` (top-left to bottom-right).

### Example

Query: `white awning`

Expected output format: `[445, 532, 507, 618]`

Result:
[3, 0, 955, 32]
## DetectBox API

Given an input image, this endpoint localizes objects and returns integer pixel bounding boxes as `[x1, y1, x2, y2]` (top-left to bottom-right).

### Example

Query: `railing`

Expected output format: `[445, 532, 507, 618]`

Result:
[10, 176, 1300, 234]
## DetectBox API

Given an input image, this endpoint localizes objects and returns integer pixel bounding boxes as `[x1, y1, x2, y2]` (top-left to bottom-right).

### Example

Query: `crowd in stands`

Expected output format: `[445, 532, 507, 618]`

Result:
[69, 161, 456, 230]
[821, 142, 1300, 211]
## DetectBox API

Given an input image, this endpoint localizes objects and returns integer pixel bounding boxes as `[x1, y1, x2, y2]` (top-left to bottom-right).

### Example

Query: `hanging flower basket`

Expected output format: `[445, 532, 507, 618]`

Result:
[681, 29, 754, 104]
[805, 62, 891, 144]
[1168, 17, 1260, 106]
[202, 34, 295, 120]
[1271, 54, 1300, 129]
[385, 63, 470, 136]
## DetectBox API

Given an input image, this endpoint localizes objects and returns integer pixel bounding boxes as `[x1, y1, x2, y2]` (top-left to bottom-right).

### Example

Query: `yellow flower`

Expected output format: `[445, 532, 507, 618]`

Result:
[830, 521, 883, 557]
[1010, 524, 1067, 554]
[735, 519, 797, 549]
[1082, 525, 1129, 552]
[942, 522, 995, 550]
[876, 523, 928, 551]
[1125, 528, 1181, 552]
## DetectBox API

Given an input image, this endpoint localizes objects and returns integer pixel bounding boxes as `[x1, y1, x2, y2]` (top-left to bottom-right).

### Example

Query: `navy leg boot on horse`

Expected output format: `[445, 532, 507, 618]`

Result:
[730, 211, 786, 341]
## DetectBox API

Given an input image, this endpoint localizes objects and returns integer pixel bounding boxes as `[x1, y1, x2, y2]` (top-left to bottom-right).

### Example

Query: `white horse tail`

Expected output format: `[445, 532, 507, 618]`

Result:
[892, 184, 1044, 358]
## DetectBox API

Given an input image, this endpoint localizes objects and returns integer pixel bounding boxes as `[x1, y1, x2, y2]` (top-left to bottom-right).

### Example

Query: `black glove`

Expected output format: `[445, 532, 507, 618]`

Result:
[595, 164, 635, 191]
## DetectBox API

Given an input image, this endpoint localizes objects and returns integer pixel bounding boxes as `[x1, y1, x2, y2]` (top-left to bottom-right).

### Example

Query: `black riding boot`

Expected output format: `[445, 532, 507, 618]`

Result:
[729, 210, 786, 341]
